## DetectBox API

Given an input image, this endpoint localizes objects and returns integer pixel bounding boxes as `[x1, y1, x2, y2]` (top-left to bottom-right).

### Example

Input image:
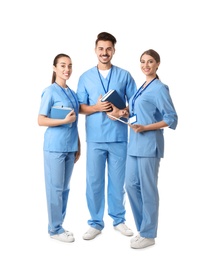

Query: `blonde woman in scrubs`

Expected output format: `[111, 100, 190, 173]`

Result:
[38, 54, 80, 243]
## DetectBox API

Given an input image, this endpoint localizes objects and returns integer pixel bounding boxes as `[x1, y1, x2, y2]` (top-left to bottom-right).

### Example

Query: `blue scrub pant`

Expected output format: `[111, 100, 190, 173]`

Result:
[86, 142, 127, 230]
[125, 156, 160, 238]
[44, 151, 75, 236]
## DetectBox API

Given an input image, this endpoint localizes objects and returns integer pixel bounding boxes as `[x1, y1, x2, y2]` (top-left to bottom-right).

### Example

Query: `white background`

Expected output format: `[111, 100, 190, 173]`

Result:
[0, 0, 209, 259]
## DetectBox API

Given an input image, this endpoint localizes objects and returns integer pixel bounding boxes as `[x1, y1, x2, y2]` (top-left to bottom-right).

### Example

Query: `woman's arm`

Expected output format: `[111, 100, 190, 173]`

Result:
[130, 120, 168, 133]
[38, 110, 76, 127]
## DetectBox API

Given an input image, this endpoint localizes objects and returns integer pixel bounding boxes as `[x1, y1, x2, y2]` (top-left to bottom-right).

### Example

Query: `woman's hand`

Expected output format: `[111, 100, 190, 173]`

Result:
[74, 150, 80, 163]
[74, 136, 81, 163]
[64, 110, 76, 124]
[130, 124, 145, 133]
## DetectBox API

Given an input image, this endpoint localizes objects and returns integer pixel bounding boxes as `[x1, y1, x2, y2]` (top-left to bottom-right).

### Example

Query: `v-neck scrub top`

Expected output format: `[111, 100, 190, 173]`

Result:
[39, 83, 79, 152]
[77, 65, 137, 142]
[128, 79, 178, 158]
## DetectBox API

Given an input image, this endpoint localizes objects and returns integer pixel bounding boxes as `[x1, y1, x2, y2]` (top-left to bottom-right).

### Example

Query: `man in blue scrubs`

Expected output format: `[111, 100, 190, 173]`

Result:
[77, 32, 137, 240]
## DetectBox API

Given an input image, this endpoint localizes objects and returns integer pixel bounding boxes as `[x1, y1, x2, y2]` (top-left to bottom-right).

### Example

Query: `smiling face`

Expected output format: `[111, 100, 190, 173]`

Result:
[53, 56, 72, 82]
[95, 40, 115, 69]
[140, 54, 160, 79]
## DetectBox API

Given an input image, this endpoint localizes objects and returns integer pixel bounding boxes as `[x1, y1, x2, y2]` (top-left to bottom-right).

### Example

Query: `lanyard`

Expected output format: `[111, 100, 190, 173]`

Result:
[55, 82, 79, 112]
[131, 77, 157, 115]
[97, 66, 113, 93]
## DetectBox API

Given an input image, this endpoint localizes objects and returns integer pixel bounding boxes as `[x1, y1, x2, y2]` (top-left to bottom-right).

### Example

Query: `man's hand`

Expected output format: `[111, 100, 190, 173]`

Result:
[95, 95, 112, 112]
[107, 104, 129, 120]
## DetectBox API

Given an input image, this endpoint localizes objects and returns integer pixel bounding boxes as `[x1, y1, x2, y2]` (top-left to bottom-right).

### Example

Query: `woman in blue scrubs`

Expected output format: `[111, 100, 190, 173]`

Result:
[110, 49, 178, 248]
[38, 54, 80, 243]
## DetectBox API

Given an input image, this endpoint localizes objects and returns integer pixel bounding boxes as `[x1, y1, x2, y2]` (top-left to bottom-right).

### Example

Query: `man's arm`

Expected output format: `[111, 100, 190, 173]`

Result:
[79, 95, 112, 115]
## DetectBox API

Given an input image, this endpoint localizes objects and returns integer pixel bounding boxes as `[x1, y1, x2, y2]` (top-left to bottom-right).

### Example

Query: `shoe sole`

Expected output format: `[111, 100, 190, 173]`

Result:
[114, 227, 133, 236]
[131, 241, 155, 249]
[50, 236, 75, 243]
[83, 231, 101, 240]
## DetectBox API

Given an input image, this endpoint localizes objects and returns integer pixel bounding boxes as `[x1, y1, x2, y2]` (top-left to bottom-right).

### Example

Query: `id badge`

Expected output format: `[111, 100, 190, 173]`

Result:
[129, 114, 137, 125]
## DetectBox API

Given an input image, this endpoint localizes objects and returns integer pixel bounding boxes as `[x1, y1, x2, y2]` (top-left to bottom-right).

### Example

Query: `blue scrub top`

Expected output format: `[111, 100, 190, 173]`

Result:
[128, 79, 178, 158]
[77, 65, 137, 142]
[39, 83, 79, 152]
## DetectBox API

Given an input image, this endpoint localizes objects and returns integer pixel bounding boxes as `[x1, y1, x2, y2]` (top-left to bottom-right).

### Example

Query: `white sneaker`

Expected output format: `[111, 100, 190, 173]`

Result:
[83, 227, 101, 240]
[114, 223, 134, 236]
[130, 235, 155, 249]
[64, 229, 74, 236]
[50, 231, 75, 243]
[130, 233, 140, 243]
